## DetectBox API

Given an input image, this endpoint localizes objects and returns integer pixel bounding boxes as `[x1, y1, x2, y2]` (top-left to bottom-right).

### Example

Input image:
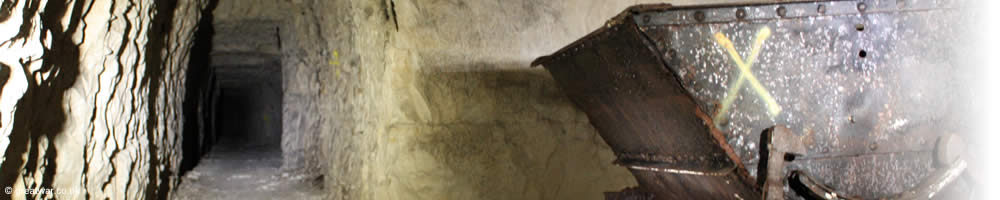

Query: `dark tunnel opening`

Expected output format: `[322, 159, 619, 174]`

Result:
[213, 70, 283, 152]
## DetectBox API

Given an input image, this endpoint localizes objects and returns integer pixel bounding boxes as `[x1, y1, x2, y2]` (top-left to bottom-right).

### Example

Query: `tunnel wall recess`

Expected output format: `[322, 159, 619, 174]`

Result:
[0, 0, 209, 199]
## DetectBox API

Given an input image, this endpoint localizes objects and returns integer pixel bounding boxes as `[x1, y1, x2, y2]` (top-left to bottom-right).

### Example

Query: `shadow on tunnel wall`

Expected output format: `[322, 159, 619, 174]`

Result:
[380, 62, 634, 199]
[0, 0, 83, 199]
[180, 0, 220, 179]
[1, 0, 203, 198]
[143, 0, 217, 198]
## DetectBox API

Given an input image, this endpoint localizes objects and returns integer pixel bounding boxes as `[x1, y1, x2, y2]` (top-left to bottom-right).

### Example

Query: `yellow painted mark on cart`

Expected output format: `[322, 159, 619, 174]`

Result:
[712, 27, 782, 126]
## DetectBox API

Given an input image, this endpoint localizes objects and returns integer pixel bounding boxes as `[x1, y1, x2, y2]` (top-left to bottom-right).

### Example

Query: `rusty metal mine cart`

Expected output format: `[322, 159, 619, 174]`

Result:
[533, 1, 976, 199]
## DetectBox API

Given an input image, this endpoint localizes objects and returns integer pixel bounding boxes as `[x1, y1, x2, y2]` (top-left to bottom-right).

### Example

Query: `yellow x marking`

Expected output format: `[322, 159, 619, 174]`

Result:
[712, 27, 782, 126]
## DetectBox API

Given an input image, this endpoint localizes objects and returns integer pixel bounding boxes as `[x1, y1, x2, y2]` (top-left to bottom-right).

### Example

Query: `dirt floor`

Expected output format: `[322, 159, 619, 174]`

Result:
[171, 141, 324, 200]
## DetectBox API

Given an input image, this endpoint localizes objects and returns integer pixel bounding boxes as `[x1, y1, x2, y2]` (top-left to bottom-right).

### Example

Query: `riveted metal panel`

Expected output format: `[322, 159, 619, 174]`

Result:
[534, 1, 974, 199]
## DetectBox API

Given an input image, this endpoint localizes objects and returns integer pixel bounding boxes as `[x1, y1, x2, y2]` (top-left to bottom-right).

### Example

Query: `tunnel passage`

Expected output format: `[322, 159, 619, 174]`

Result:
[214, 54, 282, 149]
[172, 19, 329, 199]
[207, 20, 284, 155]
[180, 19, 284, 174]
[213, 55, 283, 151]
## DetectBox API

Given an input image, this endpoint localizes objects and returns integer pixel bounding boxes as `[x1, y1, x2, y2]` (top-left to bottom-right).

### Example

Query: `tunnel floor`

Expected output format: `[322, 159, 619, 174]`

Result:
[171, 139, 323, 200]
[172, 79, 309, 199]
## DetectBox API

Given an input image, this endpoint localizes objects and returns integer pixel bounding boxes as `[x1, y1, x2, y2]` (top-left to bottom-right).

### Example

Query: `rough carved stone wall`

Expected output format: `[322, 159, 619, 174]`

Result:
[0, 0, 206, 199]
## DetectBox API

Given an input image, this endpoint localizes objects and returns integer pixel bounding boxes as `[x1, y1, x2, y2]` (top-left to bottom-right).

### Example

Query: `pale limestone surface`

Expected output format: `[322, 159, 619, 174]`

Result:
[0, 0, 207, 199]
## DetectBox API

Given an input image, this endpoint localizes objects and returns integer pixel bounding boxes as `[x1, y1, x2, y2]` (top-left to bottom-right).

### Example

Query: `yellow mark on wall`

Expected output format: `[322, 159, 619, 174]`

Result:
[329, 51, 341, 66]
[712, 27, 782, 127]
[329, 51, 342, 78]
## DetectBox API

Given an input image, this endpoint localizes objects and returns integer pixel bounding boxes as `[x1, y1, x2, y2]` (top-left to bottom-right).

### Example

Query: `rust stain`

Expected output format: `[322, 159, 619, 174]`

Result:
[696, 105, 758, 188]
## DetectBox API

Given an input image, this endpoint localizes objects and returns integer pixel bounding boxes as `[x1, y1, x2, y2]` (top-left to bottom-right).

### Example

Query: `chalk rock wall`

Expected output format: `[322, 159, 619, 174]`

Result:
[0, 0, 206, 199]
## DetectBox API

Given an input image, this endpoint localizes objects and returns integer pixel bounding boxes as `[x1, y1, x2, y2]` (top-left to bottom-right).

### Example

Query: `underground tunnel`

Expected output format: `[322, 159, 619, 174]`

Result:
[0, 0, 995, 199]
[181, 19, 287, 172]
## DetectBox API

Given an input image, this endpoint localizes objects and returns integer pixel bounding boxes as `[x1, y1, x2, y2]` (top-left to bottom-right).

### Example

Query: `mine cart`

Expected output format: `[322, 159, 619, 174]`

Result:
[533, 1, 975, 199]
